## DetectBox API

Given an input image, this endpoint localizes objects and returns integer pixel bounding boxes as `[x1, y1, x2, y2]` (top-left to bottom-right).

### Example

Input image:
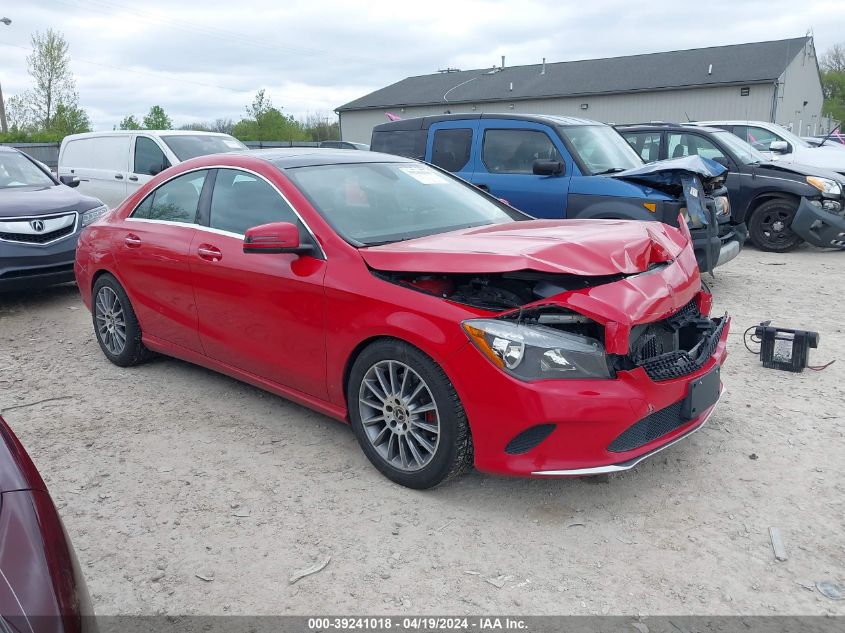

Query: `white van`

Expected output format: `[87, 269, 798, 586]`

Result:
[58, 130, 248, 209]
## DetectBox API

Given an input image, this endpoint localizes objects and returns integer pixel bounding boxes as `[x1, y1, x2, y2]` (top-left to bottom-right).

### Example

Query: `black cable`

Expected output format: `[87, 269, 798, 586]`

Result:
[743, 325, 762, 355]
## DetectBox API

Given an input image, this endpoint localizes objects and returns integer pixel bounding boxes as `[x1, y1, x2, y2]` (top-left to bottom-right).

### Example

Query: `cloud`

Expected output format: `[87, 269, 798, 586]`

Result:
[1, 0, 842, 131]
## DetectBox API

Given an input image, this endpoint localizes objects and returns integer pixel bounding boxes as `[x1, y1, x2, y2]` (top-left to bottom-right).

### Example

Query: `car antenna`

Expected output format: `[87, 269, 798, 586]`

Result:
[685, 111, 691, 122]
[816, 122, 841, 148]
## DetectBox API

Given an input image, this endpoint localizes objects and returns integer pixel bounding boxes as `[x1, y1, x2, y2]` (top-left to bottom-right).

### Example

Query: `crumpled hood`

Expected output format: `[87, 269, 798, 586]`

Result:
[359, 219, 687, 276]
[612, 155, 727, 189]
[0, 185, 101, 218]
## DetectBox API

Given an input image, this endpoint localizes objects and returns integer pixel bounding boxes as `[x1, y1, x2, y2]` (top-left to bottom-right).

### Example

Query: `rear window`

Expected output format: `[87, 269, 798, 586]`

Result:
[160, 135, 247, 161]
[370, 130, 426, 159]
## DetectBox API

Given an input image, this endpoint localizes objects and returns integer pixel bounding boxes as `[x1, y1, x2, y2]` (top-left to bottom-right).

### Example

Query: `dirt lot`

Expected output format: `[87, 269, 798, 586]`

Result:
[0, 245, 843, 616]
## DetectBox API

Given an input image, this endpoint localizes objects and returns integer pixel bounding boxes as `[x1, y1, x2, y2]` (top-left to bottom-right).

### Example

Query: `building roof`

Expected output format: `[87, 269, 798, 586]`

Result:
[337, 37, 812, 112]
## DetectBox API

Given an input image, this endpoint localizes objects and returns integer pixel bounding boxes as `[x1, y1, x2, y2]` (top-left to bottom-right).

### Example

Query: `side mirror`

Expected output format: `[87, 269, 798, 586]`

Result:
[533, 159, 565, 176]
[59, 175, 80, 188]
[243, 221, 314, 256]
[769, 140, 789, 154]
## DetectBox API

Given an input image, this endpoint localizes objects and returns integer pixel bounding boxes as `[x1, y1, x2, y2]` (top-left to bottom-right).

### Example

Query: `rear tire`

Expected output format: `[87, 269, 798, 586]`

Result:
[347, 340, 472, 489]
[91, 274, 151, 367]
[748, 199, 803, 252]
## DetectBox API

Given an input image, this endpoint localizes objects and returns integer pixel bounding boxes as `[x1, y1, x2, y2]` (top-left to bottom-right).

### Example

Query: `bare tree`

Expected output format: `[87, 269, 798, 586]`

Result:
[821, 43, 845, 73]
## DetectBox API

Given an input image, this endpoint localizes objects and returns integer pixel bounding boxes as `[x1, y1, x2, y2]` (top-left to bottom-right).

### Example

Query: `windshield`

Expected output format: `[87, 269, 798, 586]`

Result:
[558, 125, 643, 174]
[283, 162, 526, 246]
[160, 135, 247, 161]
[714, 131, 767, 165]
[0, 151, 55, 189]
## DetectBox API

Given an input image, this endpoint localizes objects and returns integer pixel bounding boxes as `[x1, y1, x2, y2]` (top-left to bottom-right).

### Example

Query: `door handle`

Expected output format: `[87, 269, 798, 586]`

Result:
[197, 244, 223, 262]
[128, 175, 139, 182]
[115, 174, 124, 180]
[475, 183, 489, 191]
[124, 234, 142, 248]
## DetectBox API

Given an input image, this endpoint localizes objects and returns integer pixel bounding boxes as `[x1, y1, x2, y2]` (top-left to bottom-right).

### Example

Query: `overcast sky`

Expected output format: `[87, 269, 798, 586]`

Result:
[1, 0, 844, 131]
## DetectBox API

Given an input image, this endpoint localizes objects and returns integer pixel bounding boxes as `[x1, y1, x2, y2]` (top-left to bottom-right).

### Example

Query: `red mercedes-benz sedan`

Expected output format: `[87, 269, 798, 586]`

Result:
[74, 149, 729, 489]
[0, 415, 94, 631]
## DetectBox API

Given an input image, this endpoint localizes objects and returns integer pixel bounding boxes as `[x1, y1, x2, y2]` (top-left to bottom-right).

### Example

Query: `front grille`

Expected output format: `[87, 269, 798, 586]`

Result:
[637, 318, 725, 381]
[608, 401, 686, 453]
[628, 299, 725, 381]
[504, 424, 556, 455]
[0, 223, 75, 244]
[0, 263, 74, 279]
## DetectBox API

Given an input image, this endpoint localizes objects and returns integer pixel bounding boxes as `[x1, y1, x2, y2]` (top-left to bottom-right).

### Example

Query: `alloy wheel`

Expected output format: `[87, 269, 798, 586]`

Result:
[358, 360, 441, 472]
[95, 286, 127, 355]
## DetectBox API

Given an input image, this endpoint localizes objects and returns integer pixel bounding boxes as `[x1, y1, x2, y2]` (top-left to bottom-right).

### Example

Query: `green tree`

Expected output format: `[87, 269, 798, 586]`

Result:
[821, 43, 845, 126]
[142, 105, 173, 130]
[119, 115, 141, 130]
[14, 29, 84, 130]
[232, 90, 308, 142]
[50, 103, 91, 136]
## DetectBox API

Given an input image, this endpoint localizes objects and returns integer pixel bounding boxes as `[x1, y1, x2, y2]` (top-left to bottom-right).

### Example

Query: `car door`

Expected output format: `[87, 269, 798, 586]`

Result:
[188, 168, 328, 399]
[471, 121, 571, 218]
[425, 121, 477, 182]
[117, 169, 208, 352]
[130, 135, 172, 197]
[60, 136, 130, 208]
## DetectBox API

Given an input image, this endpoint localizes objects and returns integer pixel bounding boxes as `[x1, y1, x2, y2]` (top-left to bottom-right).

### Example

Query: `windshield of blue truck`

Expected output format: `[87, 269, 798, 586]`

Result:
[558, 125, 643, 174]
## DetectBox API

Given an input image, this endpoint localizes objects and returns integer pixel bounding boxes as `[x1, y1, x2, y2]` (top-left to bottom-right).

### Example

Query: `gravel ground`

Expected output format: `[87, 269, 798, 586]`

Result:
[0, 244, 843, 617]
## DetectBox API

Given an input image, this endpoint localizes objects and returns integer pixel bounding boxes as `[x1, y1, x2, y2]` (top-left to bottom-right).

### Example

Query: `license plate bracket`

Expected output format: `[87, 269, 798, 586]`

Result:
[681, 365, 720, 420]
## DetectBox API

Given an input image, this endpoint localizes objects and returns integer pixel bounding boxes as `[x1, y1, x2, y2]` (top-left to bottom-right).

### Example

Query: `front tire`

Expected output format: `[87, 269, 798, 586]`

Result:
[748, 199, 803, 252]
[347, 340, 472, 489]
[92, 274, 150, 367]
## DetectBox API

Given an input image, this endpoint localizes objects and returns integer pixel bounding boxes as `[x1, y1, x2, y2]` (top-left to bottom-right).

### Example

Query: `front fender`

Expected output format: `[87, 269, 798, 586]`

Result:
[566, 193, 664, 222]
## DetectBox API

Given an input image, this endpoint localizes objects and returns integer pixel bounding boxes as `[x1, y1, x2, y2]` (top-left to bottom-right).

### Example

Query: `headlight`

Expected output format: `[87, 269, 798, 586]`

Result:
[462, 318, 611, 381]
[81, 204, 108, 226]
[806, 176, 842, 196]
[714, 195, 731, 217]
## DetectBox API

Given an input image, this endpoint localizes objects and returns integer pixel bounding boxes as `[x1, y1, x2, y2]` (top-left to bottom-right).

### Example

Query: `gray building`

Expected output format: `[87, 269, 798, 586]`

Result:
[336, 37, 825, 144]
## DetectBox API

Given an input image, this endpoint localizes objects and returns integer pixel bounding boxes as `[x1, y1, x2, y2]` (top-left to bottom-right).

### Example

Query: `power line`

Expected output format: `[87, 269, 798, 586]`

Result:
[46, 0, 383, 65]
[0, 40, 247, 93]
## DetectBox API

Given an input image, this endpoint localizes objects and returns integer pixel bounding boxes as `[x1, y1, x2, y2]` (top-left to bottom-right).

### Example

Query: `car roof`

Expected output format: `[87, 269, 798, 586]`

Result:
[62, 130, 236, 141]
[617, 123, 729, 134]
[0, 145, 22, 153]
[373, 112, 602, 132]
[242, 147, 417, 169]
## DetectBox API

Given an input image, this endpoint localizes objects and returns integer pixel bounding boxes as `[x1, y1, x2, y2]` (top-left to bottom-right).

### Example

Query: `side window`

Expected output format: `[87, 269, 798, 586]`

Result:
[624, 132, 662, 162]
[734, 126, 780, 151]
[133, 137, 170, 176]
[431, 128, 473, 172]
[209, 169, 301, 235]
[131, 170, 207, 222]
[482, 129, 559, 174]
[667, 133, 727, 161]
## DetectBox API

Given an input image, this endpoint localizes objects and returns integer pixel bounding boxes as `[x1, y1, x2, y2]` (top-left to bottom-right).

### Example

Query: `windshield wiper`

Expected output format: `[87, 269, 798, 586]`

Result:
[593, 167, 626, 175]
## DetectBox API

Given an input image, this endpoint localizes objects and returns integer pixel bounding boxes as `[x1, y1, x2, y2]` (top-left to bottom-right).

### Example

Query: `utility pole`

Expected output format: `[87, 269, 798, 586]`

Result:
[0, 17, 11, 134]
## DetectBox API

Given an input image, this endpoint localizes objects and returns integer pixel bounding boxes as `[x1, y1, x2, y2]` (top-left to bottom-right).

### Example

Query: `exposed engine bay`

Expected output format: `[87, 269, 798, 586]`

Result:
[375, 269, 651, 312]
[376, 268, 725, 382]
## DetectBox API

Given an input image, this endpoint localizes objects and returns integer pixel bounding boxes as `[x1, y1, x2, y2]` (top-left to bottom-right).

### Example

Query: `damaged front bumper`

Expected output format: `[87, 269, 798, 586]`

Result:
[448, 264, 731, 478]
[690, 221, 747, 271]
[791, 197, 845, 248]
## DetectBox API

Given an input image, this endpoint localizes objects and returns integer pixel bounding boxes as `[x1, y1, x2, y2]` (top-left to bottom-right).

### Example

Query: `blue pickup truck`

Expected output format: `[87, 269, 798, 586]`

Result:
[370, 113, 747, 272]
